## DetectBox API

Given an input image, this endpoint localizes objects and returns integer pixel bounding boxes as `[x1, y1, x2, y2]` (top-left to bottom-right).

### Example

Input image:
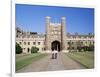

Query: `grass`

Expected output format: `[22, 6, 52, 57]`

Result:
[16, 53, 48, 71]
[66, 52, 94, 68]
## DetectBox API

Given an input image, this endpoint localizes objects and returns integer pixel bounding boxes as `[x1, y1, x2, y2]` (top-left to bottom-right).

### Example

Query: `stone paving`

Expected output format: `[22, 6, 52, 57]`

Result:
[46, 53, 65, 71]
[16, 52, 85, 73]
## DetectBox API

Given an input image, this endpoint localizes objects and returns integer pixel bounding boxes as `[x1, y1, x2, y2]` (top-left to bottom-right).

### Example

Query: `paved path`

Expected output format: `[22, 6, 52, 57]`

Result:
[17, 53, 85, 73]
[46, 53, 65, 71]
[46, 52, 85, 71]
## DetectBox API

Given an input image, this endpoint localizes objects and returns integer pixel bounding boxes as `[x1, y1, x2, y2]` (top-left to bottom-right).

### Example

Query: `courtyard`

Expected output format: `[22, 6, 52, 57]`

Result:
[15, 4, 94, 73]
[16, 51, 94, 73]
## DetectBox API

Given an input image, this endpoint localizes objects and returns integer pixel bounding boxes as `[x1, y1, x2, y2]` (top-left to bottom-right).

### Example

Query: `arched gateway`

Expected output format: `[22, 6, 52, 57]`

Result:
[51, 41, 61, 52]
[45, 16, 67, 53]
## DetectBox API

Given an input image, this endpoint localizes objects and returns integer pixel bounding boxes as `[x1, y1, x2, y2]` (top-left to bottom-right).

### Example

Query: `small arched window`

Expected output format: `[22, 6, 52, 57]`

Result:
[24, 42, 26, 45]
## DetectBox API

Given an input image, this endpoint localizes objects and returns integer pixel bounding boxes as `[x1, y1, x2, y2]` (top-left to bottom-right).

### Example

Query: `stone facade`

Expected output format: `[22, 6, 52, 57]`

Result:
[45, 16, 68, 52]
[16, 16, 94, 54]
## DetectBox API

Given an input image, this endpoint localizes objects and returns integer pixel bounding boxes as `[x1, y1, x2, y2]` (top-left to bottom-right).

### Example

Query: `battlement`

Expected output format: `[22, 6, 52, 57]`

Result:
[50, 23, 61, 26]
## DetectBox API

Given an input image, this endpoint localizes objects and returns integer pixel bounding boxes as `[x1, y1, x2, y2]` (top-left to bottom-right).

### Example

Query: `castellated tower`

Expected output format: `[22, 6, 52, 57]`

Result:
[45, 16, 51, 52]
[45, 16, 68, 53]
[61, 17, 68, 52]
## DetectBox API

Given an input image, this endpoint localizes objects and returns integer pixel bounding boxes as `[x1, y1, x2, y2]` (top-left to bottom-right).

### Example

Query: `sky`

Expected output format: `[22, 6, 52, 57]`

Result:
[16, 4, 94, 34]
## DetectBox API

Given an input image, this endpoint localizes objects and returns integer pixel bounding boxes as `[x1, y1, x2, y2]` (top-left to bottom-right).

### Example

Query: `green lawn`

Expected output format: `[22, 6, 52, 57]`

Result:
[66, 52, 94, 68]
[16, 53, 48, 71]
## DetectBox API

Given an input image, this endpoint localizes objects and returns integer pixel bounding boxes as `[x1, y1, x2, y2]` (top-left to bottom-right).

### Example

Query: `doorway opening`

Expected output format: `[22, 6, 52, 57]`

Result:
[51, 40, 61, 52]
